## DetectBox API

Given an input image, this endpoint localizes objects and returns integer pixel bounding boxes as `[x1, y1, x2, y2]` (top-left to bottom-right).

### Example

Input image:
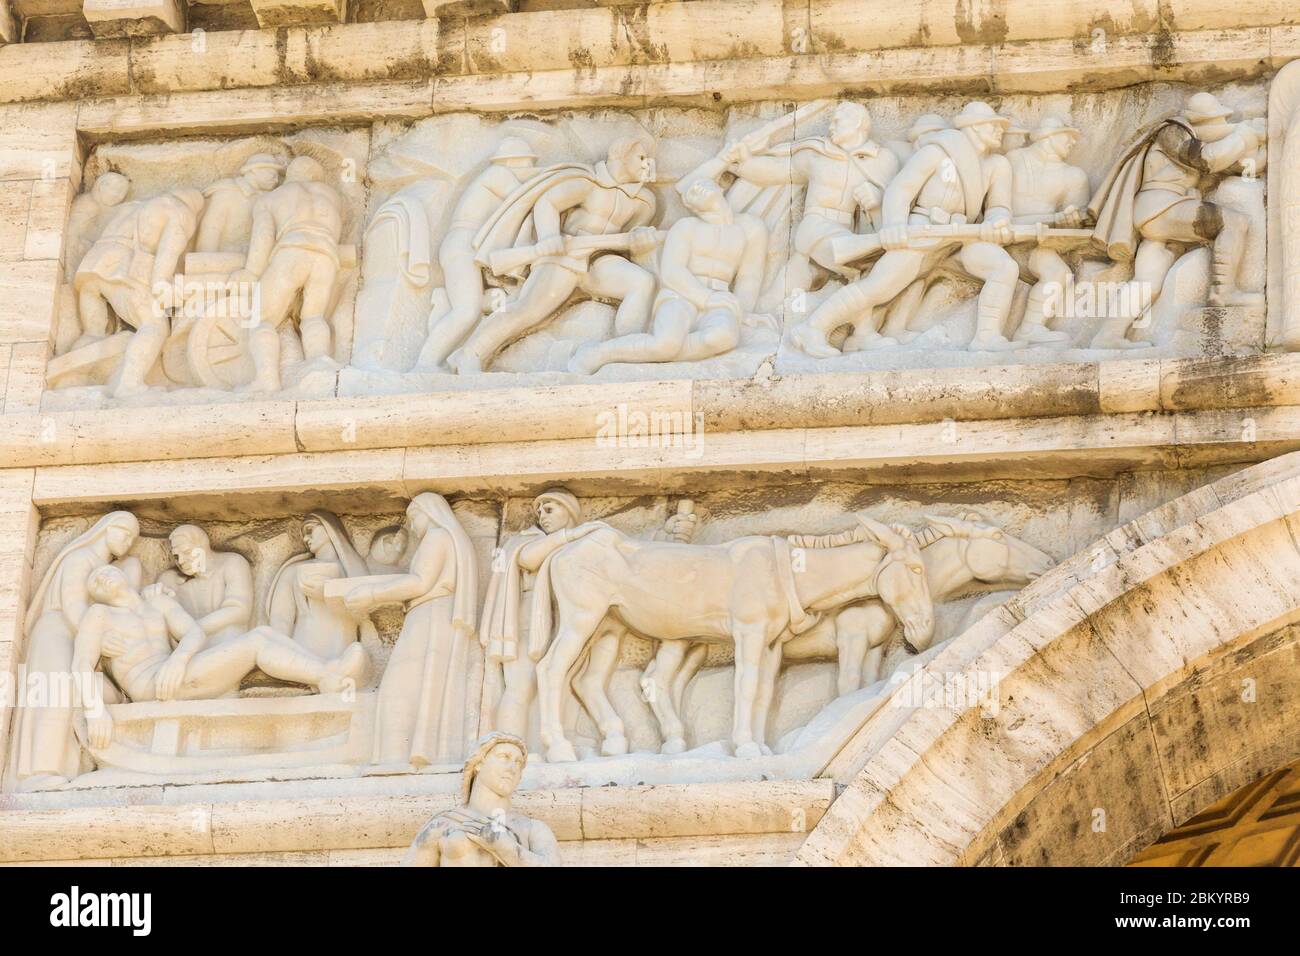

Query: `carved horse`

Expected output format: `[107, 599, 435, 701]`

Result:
[534, 514, 934, 762]
[638, 513, 1055, 754]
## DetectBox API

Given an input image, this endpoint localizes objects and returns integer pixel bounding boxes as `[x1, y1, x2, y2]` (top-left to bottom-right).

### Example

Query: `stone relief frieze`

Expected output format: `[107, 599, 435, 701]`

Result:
[36, 80, 1276, 411]
[6, 478, 1139, 795]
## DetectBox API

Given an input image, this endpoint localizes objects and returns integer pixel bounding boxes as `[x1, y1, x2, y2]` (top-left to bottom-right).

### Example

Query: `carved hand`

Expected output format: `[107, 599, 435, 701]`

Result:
[468, 824, 523, 866]
[721, 141, 752, 166]
[979, 219, 1013, 244]
[664, 512, 698, 543]
[154, 652, 191, 702]
[141, 582, 175, 601]
[534, 236, 566, 258]
[880, 224, 912, 251]
[1055, 205, 1084, 228]
[87, 712, 115, 750]
[630, 226, 660, 256]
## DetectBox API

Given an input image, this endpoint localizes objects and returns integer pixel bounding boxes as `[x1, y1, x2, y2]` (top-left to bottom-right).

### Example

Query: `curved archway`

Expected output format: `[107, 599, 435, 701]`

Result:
[800, 452, 1300, 866]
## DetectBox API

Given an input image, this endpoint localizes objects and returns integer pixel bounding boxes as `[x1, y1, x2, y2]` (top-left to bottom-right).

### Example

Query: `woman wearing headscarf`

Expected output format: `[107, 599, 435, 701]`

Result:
[342, 493, 478, 769]
[265, 510, 377, 662]
[6, 511, 140, 792]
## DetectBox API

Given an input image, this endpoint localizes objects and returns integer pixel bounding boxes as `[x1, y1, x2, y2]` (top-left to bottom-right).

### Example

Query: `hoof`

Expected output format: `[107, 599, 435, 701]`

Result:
[545, 740, 579, 763]
[600, 734, 629, 757]
[660, 736, 687, 755]
[734, 742, 762, 759]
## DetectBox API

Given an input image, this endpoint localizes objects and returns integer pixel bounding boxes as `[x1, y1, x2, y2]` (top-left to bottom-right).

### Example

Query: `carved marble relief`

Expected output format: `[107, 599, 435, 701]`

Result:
[35, 80, 1276, 411]
[5, 480, 1105, 793]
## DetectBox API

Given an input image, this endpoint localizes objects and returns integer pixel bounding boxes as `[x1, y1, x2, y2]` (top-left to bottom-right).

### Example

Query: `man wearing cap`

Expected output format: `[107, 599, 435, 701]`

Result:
[234, 155, 346, 392]
[153, 524, 254, 648]
[790, 100, 1020, 355]
[480, 488, 697, 744]
[401, 732, 559, 867]
[196, 153, 285, 254]
[75, 186, 206, 398]
[415, 136, 540, 370]
[448, 135, 661, 374]
[1087, 91, 1264, 349]
[1005, 117, 1092, 347]
[722, 100, 900, 303]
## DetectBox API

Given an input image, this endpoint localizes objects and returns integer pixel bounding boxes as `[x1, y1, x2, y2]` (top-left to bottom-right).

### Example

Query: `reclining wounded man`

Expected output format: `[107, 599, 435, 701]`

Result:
[72, 564, 367, 750]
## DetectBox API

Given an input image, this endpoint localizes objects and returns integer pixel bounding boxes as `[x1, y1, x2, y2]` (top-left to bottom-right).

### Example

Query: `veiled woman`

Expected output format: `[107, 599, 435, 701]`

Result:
[6, 511, 140, 792]
[266, 510, 377, 662]
[342, 493, 478, 769]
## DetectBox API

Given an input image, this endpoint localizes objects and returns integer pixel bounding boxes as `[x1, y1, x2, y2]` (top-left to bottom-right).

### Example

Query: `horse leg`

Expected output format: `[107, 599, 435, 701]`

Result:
[673, 642, 708, 717]
[576, 624, 628, 756]
[833, 607, 871, 696]
[730, 623, 765, 758]
[536, 608, 605, 763]
[644, 641, 688, 754]
[862, 643, 886, 686]
[751, 638, 784, 756]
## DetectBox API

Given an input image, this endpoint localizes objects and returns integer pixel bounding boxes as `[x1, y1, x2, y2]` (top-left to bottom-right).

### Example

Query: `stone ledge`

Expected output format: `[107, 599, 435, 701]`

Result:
[5, 355, 1300, 471]
[0, 777, 832, 861]
[0, 14, 1291, 108]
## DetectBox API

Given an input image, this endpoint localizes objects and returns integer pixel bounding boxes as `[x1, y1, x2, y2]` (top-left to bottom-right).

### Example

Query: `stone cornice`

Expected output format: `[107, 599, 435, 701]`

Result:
[0, 3, 1292, 116]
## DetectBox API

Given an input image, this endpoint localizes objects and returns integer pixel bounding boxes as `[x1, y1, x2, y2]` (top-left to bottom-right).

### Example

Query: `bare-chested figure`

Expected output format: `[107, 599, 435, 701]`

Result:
[72, 565, 366, 750]
[234, 155, 345, 393]
[74, 186, 204, 398]
[723, 100, 899, 302]
[401, 733, 559, 867]
[195, 153, 285, 254]
[568, 178, 768, 373]
[415, 137, 539, 370]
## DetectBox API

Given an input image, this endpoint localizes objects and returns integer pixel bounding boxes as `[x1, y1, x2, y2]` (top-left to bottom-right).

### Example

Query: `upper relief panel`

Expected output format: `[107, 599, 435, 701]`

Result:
[40, 80, 1272, 410]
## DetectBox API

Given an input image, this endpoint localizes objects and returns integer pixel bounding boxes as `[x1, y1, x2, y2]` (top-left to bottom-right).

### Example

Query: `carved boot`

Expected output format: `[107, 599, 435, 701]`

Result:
[1090, 316, 1152, 350]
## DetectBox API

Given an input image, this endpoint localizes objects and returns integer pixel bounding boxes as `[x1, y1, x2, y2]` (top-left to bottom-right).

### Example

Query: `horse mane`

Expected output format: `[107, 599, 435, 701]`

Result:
[787, 525, 869, 549]
[789, 512, 989, 550]
[914, 512, 987, 548]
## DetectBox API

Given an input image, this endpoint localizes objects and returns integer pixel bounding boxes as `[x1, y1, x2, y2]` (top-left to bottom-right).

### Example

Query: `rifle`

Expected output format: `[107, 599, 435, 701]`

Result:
[674, 99, 834, 197]
[830, 223, 1096, 267]
[485, 229, 668, 277]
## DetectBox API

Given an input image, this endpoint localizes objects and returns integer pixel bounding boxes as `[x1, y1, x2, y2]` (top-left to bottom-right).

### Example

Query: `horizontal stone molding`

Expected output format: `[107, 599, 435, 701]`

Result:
[0, 18, 1291, 121]
[0, 777, 832, 862]
[799, 451, 1300, 865]
[5, 355, 1300, 471]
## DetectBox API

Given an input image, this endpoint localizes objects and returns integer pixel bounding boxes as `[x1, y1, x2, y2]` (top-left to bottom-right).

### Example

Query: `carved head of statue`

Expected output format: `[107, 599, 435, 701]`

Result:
[491, 136, 538, 171]
[1029, 117, 1081, 160]
[830, 101, 870, 148]
[240, 153, 286, 192]
[169, 524, 212, 578]
[461, 732, 528, 804]
[683, 177, 726, 218]
[1183, 91, 1235, 142]
[607, 134, 657, 186]
[954, 101, 1012, 152]
[907, 113, 948, 146]
[90, 172, 130, 208]
[533, 489, 581, 533]
[87, 564, 131, 606]
[102, 512, 140, 559]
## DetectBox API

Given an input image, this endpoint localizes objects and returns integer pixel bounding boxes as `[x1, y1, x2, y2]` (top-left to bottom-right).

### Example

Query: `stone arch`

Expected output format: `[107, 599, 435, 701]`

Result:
[799, 452, 1300, 866]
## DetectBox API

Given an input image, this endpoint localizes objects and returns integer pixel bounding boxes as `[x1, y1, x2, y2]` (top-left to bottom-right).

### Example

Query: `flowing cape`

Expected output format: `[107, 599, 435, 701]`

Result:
[1087, 113, 1192, 262]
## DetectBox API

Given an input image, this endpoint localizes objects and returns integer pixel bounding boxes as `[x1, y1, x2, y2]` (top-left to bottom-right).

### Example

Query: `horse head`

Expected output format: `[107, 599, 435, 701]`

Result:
[856, 514, 934, 653]
[922, 513, 1055, 587]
